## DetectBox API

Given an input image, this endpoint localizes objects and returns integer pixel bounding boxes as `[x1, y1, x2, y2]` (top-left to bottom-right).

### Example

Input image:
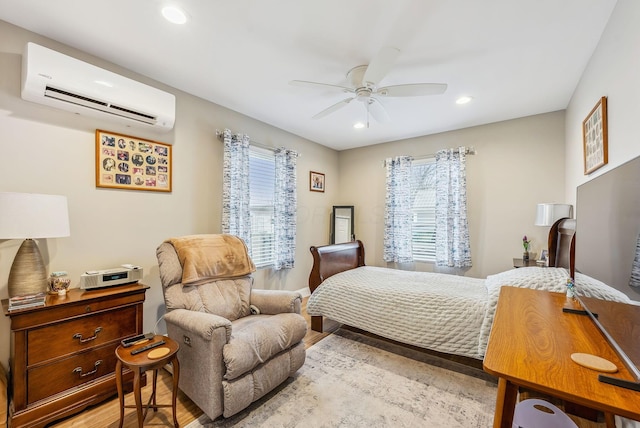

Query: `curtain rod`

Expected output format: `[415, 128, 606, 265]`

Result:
[381, 146, 477, 166]
[215, 129, 276, 153]
[413, 146, 477, 161]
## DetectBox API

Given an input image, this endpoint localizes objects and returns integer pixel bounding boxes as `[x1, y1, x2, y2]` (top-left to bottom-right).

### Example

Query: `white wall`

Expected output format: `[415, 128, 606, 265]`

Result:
[565, 0, 640, 304]
[565, 0, 640, 204]
[0, 21, 339, 369]
[338, 111, 567, 279]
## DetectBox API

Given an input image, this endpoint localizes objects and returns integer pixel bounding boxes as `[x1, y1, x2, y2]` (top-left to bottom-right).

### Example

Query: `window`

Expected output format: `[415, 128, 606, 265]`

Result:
[411, 160, 436, 262]
[249, 147, 275, 267]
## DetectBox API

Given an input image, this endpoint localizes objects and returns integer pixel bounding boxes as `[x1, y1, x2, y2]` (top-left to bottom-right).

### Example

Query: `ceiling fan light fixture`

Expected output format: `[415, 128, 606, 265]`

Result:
[353, 122, 366, 129]
[456, 96, 473, 105]
[162, 6, 188, 24]
[292, 46, 448, 122]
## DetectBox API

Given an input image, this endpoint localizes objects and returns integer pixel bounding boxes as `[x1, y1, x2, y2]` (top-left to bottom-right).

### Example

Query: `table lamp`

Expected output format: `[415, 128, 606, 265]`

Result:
[0, 192, 70, 297]
[534, 203, 573, 226]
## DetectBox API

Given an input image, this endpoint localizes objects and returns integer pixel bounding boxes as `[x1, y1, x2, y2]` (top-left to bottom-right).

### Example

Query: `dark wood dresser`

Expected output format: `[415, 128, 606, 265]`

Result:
[1, 283, 148, 428]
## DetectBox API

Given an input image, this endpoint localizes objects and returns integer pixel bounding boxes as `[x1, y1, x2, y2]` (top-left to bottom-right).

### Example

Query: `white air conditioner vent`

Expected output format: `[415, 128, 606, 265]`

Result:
[22, 43, 175, 133]
[44, 86, 157, 124]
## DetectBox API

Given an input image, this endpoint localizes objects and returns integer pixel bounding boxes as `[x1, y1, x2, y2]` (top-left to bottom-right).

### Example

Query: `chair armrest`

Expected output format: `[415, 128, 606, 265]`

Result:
[163, 309, 229, 414]
[250, 289, 302, 314]
[164, 309, 232, 342]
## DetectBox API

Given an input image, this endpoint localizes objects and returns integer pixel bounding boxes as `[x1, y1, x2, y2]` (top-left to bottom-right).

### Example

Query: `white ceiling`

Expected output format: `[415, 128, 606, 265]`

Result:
[0, 0, 617, 151]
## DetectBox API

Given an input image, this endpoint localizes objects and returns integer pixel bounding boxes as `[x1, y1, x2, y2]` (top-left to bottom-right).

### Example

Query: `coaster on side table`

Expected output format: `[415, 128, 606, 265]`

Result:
[571, 353, 618, 373]
[147, 347, 171, 359]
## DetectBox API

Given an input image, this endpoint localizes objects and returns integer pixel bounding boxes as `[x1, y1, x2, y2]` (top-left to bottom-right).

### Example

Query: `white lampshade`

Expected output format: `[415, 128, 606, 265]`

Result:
[534, 203, 573, 227]
[0, 192, 70, 297]
[0, 192, 70, 238]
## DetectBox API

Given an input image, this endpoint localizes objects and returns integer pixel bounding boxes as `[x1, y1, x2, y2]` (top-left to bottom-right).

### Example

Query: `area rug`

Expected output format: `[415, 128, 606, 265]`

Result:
[185, 329, 498, 428]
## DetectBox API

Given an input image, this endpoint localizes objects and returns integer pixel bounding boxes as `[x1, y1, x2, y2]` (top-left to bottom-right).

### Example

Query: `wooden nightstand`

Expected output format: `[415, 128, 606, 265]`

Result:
[513, 258, 546, 268]
[2, 283, 148, 428]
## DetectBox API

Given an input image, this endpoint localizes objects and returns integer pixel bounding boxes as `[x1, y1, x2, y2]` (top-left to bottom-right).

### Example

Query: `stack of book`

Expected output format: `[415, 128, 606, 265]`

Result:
[8, 292, 47, 311]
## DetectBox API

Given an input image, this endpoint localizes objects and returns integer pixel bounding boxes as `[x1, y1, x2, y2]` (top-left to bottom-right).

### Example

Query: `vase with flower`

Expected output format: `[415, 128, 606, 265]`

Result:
[522, 236, 531, 261]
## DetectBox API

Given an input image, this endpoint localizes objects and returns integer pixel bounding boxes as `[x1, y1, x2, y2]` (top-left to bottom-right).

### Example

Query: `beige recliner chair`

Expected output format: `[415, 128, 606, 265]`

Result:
[156, 234, 307, 420]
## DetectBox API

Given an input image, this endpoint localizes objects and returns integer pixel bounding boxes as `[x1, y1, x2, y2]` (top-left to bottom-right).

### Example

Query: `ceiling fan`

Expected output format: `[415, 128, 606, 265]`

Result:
[290, 46, 447, 126]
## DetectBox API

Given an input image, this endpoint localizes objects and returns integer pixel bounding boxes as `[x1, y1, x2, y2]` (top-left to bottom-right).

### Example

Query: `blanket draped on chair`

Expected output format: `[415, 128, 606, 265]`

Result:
[166, 234, 256, 285]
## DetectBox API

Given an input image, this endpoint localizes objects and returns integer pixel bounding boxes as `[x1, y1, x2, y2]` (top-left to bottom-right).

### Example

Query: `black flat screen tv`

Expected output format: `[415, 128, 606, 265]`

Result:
[576, 155, 640, 300]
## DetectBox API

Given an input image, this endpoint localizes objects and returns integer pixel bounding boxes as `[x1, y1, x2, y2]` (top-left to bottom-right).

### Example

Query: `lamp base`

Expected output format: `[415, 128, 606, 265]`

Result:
[8, 239, 48, 297]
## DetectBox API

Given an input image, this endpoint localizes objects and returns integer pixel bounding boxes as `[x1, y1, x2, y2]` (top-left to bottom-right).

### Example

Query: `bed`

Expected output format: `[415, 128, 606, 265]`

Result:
[306, 219, 632, 360]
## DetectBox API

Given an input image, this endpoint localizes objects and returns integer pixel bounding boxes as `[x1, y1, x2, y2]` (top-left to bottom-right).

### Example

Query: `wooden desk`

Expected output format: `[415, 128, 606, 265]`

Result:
[483, 287, 640, 428]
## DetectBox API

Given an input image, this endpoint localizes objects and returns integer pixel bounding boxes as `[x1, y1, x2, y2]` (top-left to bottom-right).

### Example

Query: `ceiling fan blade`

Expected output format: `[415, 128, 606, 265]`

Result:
[312, 97, 354, 119]
[289, 80, 354, 93]
[362, 46, 400, 87]
[376, 83, 448, 97]
[367, 98, 390, 123]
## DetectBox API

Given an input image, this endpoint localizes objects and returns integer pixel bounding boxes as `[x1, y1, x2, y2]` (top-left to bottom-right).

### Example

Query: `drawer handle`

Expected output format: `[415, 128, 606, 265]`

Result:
[72, 360, 102, 378]
[72, 327, 103, 343]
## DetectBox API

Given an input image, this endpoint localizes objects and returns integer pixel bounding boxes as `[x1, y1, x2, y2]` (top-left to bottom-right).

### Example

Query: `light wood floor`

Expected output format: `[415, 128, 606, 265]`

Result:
[48, 297, 604, 428]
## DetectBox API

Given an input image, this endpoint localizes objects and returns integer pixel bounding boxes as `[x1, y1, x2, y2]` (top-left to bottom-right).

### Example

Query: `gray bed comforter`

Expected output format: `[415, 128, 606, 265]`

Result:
[306, 266, 631, 359]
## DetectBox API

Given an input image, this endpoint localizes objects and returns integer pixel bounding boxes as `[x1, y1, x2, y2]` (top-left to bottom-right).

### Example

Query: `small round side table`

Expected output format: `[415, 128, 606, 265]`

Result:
[115, 335, 180, 428]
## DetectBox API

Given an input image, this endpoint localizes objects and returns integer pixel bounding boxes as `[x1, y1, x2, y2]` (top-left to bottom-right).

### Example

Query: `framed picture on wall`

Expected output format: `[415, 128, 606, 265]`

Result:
[582, 96, 608, 175]
[310, 171, 325, 192]
[96, 129, 172, 192]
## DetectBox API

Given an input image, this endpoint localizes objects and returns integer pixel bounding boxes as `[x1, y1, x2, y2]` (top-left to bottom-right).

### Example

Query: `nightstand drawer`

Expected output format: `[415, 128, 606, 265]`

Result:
[27, 305, 137, 365]
[27, 343, 119, 405]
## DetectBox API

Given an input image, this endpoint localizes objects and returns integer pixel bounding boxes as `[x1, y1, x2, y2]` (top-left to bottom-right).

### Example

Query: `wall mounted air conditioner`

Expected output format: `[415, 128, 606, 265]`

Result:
[21, 42, 175, 132]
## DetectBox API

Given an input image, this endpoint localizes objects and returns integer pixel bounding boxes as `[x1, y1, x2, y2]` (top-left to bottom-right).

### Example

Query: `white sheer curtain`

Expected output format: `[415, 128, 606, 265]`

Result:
[221, 129, 251, 251]
[383, 156, 413, 263]
[274, 147, 298, 270]
[435, 147, 472, 268]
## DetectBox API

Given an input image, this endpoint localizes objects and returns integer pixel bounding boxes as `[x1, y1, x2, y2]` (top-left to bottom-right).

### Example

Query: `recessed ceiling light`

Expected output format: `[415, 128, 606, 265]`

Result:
[162, 6, 188, 24]
[353, 122, 365, 129]
[456, 96, 473, 105]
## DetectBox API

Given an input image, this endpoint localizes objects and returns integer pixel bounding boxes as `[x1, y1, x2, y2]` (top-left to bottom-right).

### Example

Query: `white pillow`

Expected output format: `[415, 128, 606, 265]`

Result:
[485, 267, 631, 303]
[574, 272, 632, 303]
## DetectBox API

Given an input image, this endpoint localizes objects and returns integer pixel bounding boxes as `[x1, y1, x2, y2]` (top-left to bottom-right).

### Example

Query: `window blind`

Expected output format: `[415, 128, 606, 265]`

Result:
[411, 160, 436, 262]
[249, 147, 275, 267]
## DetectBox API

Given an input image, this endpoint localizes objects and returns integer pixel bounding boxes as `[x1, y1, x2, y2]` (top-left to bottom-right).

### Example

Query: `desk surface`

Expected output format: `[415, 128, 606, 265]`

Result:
[483, 286, 640, 426]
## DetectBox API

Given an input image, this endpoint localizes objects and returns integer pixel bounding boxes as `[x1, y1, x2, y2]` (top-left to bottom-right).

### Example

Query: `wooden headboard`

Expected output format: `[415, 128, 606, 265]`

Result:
[548, 218, 576, 279]
[308, 240, 365, 294]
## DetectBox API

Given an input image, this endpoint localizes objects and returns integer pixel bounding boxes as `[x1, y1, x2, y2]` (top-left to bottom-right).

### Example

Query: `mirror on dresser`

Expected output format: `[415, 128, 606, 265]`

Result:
[330, 206, 355, 244]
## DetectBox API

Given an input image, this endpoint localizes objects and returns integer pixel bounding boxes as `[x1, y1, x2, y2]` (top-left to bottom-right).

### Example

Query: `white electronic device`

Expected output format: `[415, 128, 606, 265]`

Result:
[80, 266, 143, 290]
